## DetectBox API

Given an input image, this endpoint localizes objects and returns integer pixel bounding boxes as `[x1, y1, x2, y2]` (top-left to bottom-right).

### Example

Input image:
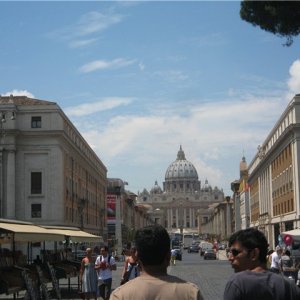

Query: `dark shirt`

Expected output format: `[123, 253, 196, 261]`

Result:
[223, 270, 300, 300]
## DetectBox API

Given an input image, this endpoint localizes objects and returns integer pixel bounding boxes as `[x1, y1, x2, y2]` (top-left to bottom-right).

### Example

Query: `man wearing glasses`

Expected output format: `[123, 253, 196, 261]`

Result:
[223, 228, 300, 300]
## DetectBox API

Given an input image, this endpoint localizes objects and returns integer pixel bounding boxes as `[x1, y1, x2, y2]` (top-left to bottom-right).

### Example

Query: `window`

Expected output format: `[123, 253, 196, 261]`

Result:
[31, 116, 41, 128]
[31, 172, 42, 194]
[31, 204, 41, 218]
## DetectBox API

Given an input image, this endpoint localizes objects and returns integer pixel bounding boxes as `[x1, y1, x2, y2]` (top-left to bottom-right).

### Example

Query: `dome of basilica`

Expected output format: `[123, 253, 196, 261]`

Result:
[165, 146, 198, 180]
[150, 180, 163, 194]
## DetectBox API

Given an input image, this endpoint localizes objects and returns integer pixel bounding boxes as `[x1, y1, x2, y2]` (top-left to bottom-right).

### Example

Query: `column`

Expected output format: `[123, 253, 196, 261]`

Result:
[168, 209, 171, 229]
[0, 149, 3, 217]
[6, 150, 16, 219]
[176, 208, 179, 228]
[191, 208, 194, 228]
[183, 208, 186, 228]
[226, 199, 231, 237]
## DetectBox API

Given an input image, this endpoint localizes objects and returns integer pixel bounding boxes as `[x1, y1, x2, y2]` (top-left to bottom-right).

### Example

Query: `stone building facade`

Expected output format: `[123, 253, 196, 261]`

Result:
[0, 95, 107, 236]
[248, 94, 300, 248]
[137, 146, 224, 233]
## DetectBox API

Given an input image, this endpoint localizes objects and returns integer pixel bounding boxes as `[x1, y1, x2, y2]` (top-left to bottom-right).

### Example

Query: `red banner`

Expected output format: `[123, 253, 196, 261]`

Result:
[107, 194, 116, 224]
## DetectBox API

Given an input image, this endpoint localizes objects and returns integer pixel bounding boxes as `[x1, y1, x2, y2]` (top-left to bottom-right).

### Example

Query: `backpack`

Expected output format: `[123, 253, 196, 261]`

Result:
[98, 254, 112, 264]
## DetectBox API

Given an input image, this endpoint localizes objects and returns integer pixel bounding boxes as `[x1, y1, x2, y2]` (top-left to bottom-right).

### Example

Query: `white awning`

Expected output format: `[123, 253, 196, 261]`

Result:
[41, 226, 104, 243]
[0, 222, 64, 242]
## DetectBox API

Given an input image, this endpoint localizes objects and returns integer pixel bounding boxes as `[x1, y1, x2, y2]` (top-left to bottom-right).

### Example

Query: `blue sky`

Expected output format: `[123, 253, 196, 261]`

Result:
[1, 1, 300, 196]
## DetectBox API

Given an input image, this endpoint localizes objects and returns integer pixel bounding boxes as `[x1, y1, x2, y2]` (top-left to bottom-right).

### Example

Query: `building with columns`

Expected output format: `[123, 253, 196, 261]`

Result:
[137, 146, 224, 234]
[200, 197, 234, 240]
[0, 95, 107, 237]
[248, 94, 300, 248]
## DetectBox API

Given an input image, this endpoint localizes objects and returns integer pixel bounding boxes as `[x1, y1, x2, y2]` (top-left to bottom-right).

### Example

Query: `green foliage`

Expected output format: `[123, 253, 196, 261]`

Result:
[240, 1, 300, 46]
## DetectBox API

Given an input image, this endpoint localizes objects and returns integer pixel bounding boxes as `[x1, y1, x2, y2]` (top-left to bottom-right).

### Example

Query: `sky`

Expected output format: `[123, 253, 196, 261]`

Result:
[1, 1, 300, 196]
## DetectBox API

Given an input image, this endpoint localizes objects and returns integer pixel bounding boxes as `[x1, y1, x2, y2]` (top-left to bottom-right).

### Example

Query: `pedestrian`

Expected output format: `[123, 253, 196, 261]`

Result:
[279, 249, 297, 282]
[120, 246, 140, 285]
[223, 228, 300, 300]
[270, 245, 282, 273]
[110, 224, 203, 300]
[95, 246, 117, 300]
[266, 249, 274, 269]
[80, 248, 97, 300]
[170, 248, 177, 265]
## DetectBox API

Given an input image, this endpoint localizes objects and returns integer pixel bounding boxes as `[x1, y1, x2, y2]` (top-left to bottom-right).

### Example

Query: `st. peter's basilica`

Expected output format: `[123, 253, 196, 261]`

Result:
[137, 146, 224, 233]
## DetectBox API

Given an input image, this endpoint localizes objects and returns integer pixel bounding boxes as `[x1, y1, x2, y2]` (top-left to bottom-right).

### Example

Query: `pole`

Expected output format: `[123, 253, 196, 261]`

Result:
[115, 193, 122, 256]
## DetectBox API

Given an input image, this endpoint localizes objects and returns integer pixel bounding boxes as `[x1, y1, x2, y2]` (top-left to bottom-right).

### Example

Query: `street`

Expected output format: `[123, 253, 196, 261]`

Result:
[0, 250, 233, 300]
[168, 250, 233, 300]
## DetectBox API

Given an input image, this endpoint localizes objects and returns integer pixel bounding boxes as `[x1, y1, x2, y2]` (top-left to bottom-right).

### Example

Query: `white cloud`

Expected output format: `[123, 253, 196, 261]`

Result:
[64, 97, 133, 117]
[69, 38, 98, 48]
[48, 10, 123, 48]
[79, 58, 136, 73]
[76, 11, 123, 37]
[77, 94, 286, 192]
[1, 90, 34, 98]
[287, 59, 300, 93]
[139, 62, 145, 71]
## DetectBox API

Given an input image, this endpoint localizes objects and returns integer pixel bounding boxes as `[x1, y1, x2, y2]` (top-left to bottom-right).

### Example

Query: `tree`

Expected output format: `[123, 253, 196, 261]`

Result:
[240, 1, 300, 46]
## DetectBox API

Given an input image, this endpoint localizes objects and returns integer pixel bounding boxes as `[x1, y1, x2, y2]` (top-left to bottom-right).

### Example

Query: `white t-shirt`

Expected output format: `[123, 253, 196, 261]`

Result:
[270, 251, 280, 269]
[95, 254, 116, 280]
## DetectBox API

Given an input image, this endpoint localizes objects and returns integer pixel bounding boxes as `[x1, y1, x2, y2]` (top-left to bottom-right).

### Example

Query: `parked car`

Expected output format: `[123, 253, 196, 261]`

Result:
[188, 245, 199, 253]
[172, 247, 182, 261]
[199, 242, 213, 256]
[203, 249, 217, 260]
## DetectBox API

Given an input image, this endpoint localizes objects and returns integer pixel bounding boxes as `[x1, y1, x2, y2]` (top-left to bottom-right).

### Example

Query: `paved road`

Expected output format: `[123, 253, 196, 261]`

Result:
[168, 250, 233, 300]
[0, 250, 233, 300]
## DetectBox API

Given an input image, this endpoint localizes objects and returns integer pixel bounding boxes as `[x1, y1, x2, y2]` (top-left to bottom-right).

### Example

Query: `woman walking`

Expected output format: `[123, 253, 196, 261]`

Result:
[80, 247, 98, 300]
[120, 246, 140, 285]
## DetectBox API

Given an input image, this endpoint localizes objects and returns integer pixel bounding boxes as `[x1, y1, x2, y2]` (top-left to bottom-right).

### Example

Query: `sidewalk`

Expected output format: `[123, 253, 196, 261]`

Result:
[1, 256, 229, 299]
[0, 261, 125, 300]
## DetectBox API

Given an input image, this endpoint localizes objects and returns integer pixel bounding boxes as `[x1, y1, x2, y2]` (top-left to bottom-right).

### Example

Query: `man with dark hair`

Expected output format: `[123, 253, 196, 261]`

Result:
[110, 225, 203, 300]
[95, 246, 116, 300]
[223, 228, 300, 300]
